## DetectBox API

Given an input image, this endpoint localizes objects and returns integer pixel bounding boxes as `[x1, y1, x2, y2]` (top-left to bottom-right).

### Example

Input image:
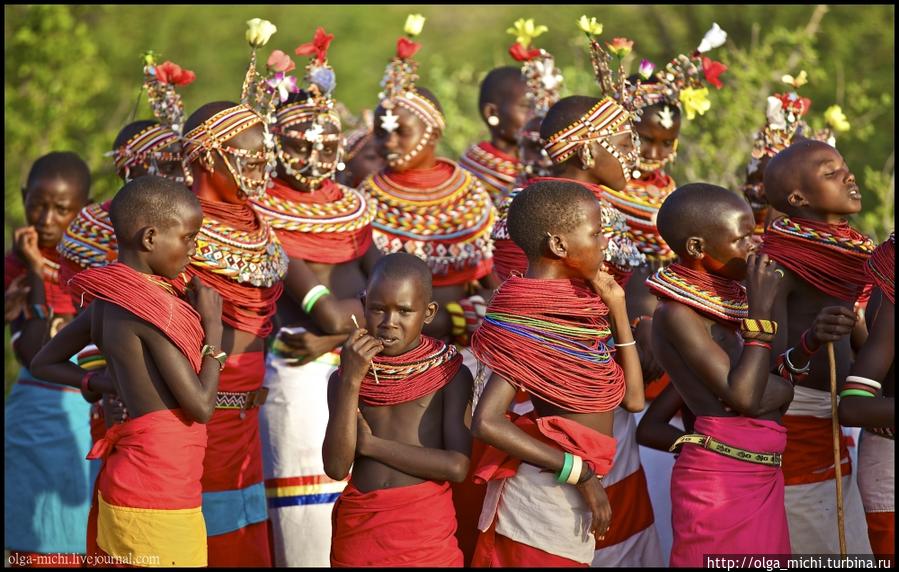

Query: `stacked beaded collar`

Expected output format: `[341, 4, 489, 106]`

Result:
[58, 201, 117, 271]
[252, 179, 375, 235]
[459, 142, 521, 206]
[761, 216, 874, 304]
[361, 160, 495, 280]
[608, 171, 678, 263]
[865, 232, 894, 304]
[646, 263, 748, 326]
[192, 201, 289, 288]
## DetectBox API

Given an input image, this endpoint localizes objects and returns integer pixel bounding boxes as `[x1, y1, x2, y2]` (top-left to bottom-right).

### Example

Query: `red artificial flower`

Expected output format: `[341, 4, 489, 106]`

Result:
[155, 61, 196, 86]
[295, 26, 335, 63]
[701, 56, 727, 89]
[508, 42, 541, 62]
[396, 37, 421, 60]
[778, 93, 812, 116]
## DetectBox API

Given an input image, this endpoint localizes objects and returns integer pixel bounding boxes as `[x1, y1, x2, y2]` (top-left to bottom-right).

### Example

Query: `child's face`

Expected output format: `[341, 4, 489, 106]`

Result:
[699, 204, 757, 281]
[635, 106, 681, 171]
[374, 104, 438, 171]
[560, 196, 608, 281]
[797, 145, 861, 216]
[490, 82, 530, 144]
[363, 274, 435, 357]
[278, 120, 341, 182]
[147, 203, 203, 279]
[24, 176, 86, 249]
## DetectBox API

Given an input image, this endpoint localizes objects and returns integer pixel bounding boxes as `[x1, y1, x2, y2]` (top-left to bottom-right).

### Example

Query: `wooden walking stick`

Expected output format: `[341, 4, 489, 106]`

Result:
[827, 341, 847, 556]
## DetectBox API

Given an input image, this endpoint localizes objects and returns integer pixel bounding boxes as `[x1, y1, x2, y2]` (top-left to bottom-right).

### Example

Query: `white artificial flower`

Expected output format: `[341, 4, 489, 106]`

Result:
[766, 96, 787, 131]
[380, 109, 399, 133]
[697, 22, 727, 53]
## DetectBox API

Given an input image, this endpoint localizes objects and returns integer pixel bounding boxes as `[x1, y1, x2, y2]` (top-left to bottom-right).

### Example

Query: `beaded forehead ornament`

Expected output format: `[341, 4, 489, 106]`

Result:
[378, 14, 446, 137]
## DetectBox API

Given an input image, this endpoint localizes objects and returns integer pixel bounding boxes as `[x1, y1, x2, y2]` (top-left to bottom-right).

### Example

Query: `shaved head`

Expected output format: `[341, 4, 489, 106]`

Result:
[657, 183, 752, 257]
[369, 252, 434, 302]
[109, 175, 201, 247]
[764, 138, 836, 212]
[479, 66, 526, 112]
[508, 179, 597, 260]
[26, 151, 91, 203]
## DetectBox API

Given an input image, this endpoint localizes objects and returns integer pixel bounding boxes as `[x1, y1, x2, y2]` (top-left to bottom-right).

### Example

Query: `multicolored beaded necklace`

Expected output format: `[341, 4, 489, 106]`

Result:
[645, 263, 748, 326]
[459, 141, 521, 206]
[608, 169, 678, 264]
[356, 336, 462, 406]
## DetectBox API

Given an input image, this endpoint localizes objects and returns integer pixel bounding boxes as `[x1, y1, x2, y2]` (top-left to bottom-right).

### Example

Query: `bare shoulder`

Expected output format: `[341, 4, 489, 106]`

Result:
[654, 299, 704, 332]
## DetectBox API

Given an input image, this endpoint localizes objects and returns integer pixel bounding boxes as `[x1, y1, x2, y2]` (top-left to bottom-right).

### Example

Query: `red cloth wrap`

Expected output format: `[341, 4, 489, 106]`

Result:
[87, 408, 206, 509]
[201, 351, 265, 492]
[761, 216, 874, 304]
[780, 415, 852, 485]
[260, 178, 373, 263]
[68, 263, 204, 372]
[474, 413, 616, 483]
[472, 520, 586, 567]
[206, 522, 271, 568]
[5, 249, 76, 316]
[330, 480, 463, 567]
[865, 233, 895, 305]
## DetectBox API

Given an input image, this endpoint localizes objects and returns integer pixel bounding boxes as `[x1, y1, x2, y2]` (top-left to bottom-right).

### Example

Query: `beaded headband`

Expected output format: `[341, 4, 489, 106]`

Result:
[142, 51, 195, 136]
[183, 104, 265, 165]
[378, 15, 446, 134]
[543, 97, 631, 164]
[110, 124, 181, 172]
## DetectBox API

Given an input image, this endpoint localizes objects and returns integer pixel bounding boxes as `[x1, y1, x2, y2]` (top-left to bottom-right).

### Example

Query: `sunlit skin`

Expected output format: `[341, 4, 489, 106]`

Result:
[482, 81, 530, 157]
[323, 270, 472, 494]
[373, 104, 437, 172]
[767, 141, 867, 394]
[22, 176, 84, 249]
[635, 105, 681, 170]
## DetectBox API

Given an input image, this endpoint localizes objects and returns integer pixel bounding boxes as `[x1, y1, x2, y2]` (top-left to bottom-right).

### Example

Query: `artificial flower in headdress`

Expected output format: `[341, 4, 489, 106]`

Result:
[267, 26, 345, 189]
[748, 72, 817, 172]
[566, 16, 640, 180]
[376, 14, 445, 169]
[107, 51, 196, 184]
[507, 17, 562, 119]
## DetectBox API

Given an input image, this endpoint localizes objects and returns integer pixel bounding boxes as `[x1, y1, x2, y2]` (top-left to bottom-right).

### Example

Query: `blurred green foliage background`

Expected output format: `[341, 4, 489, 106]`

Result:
[4, 5, 894, 391]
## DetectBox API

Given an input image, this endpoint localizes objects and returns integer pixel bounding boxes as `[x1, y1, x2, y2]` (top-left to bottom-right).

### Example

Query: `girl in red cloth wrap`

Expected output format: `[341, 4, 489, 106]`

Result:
[179, 92, 287, 565]
[249, 30, 382, 566]
[760, 138, 875, 554]
[31, 176, 224, 567]
[469, 180, 644, 566]
[838, 232, 894, 564]
[5, 152, 92, 566]
[648, 183, 794, 566]
[323, 253, 473, 567]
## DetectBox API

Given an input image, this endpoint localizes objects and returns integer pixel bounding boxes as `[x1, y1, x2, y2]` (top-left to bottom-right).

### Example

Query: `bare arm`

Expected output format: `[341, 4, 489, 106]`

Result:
[360, 242, 383, 277]
[322, 329, 383, 480]
[283, 256, 363, 335]
[839, 295, 894, 428]
[635, 383, 687, 452]
[30, 306, 102, 391]
[357, 368, 473, 483]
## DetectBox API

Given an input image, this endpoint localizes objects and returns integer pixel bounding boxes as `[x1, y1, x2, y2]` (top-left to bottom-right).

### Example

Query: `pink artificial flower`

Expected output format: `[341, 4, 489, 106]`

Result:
[267, 50, 296, 73]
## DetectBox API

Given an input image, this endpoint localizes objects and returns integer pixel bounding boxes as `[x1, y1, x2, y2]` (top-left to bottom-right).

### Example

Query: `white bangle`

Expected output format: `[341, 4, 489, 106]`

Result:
[615, 340, 637, 347]
[566, 455, 583, 485]
[845, 375, 882, 390]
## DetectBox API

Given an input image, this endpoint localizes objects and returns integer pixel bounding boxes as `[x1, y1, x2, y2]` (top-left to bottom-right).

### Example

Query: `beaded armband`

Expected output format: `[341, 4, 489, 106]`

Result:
[740, 318, 777, 342]
[459, 295, 487, 337]
[445, 302, 467, 341]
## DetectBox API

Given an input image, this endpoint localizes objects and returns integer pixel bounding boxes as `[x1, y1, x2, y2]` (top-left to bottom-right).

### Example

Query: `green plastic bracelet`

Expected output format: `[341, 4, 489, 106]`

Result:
[839, 389, 876, 399]
[302, 285, 331, 314]
[556, 452, 574, 484]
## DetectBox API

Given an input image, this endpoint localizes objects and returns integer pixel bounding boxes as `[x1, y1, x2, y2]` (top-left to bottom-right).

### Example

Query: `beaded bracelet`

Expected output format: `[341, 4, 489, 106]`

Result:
[799, 329, 821, 355]
[630, 315, 652, 330]
[740, 318, 778, 337]
[445, 302, 467, 338]
[301, 285, 331, 314]
[556, 452, 574, 484]
[845, 375, 882, 391]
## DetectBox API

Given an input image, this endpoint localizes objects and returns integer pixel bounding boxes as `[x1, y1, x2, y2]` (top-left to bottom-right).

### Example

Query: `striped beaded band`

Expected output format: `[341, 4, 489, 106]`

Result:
[543, 96, 631, 164]
[391, 91, 445, 133]
[344, 127, 373, 161]
[110, 124, 181, 172]
[183, 104, 264, 165]
[275, 101, 341, 131]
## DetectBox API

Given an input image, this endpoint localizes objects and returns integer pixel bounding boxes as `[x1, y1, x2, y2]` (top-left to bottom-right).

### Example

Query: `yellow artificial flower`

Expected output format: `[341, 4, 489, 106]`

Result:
[577, 15, 603, 36]
[404, 14, 426, 37]
[824, 105, 851, 132]
[679, 87, 711, 120]
[506, 18, 548, 48]
[246, 18, 277, 48]
[781, 70, 808, 89]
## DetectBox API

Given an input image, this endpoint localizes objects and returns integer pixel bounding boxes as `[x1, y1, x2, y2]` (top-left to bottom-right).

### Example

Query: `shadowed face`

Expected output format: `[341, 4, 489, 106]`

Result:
[339, 138, 385, 188]
[488, 80, 530, 146]
[699, 203, 757, 281]
[635, 105, 681, 171]
[277, 120, 341, 188]
[588, 130, 636, 191]
[364, 273, 436, 357]
[559, 196, 608, 281]
[24, 176, 87, 248]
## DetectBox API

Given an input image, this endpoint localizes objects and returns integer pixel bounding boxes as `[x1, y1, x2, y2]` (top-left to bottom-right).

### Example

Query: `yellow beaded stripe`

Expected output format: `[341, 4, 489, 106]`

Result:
[191, 214, 289, 287]
[459, 143, 520, 202]
[740, 318, 777, 336]
[252, 184, 376, 234]
[58, 203, 117, 270]
[112, 124, 181, 171]
[647, 265, 749, 322]
[183, 104, 263, 165]
[543, 97, 630, 163]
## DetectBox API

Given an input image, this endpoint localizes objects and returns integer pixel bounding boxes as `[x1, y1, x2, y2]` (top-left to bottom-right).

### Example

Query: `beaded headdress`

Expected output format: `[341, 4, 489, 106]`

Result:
[507, 18, 563, 119]
[108, 52, 195, 183]
[343, 109, 375, 162]
[628, 23, 729, 125]
[271, 27, 345, 189]
[378, 14, 446, 137]
[183, 19, 282, 200]
[746, 72, 848, 175]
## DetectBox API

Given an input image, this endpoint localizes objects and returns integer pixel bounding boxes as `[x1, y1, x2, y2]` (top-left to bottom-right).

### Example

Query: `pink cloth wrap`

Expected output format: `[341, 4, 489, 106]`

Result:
[670, 416, 791, 566]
